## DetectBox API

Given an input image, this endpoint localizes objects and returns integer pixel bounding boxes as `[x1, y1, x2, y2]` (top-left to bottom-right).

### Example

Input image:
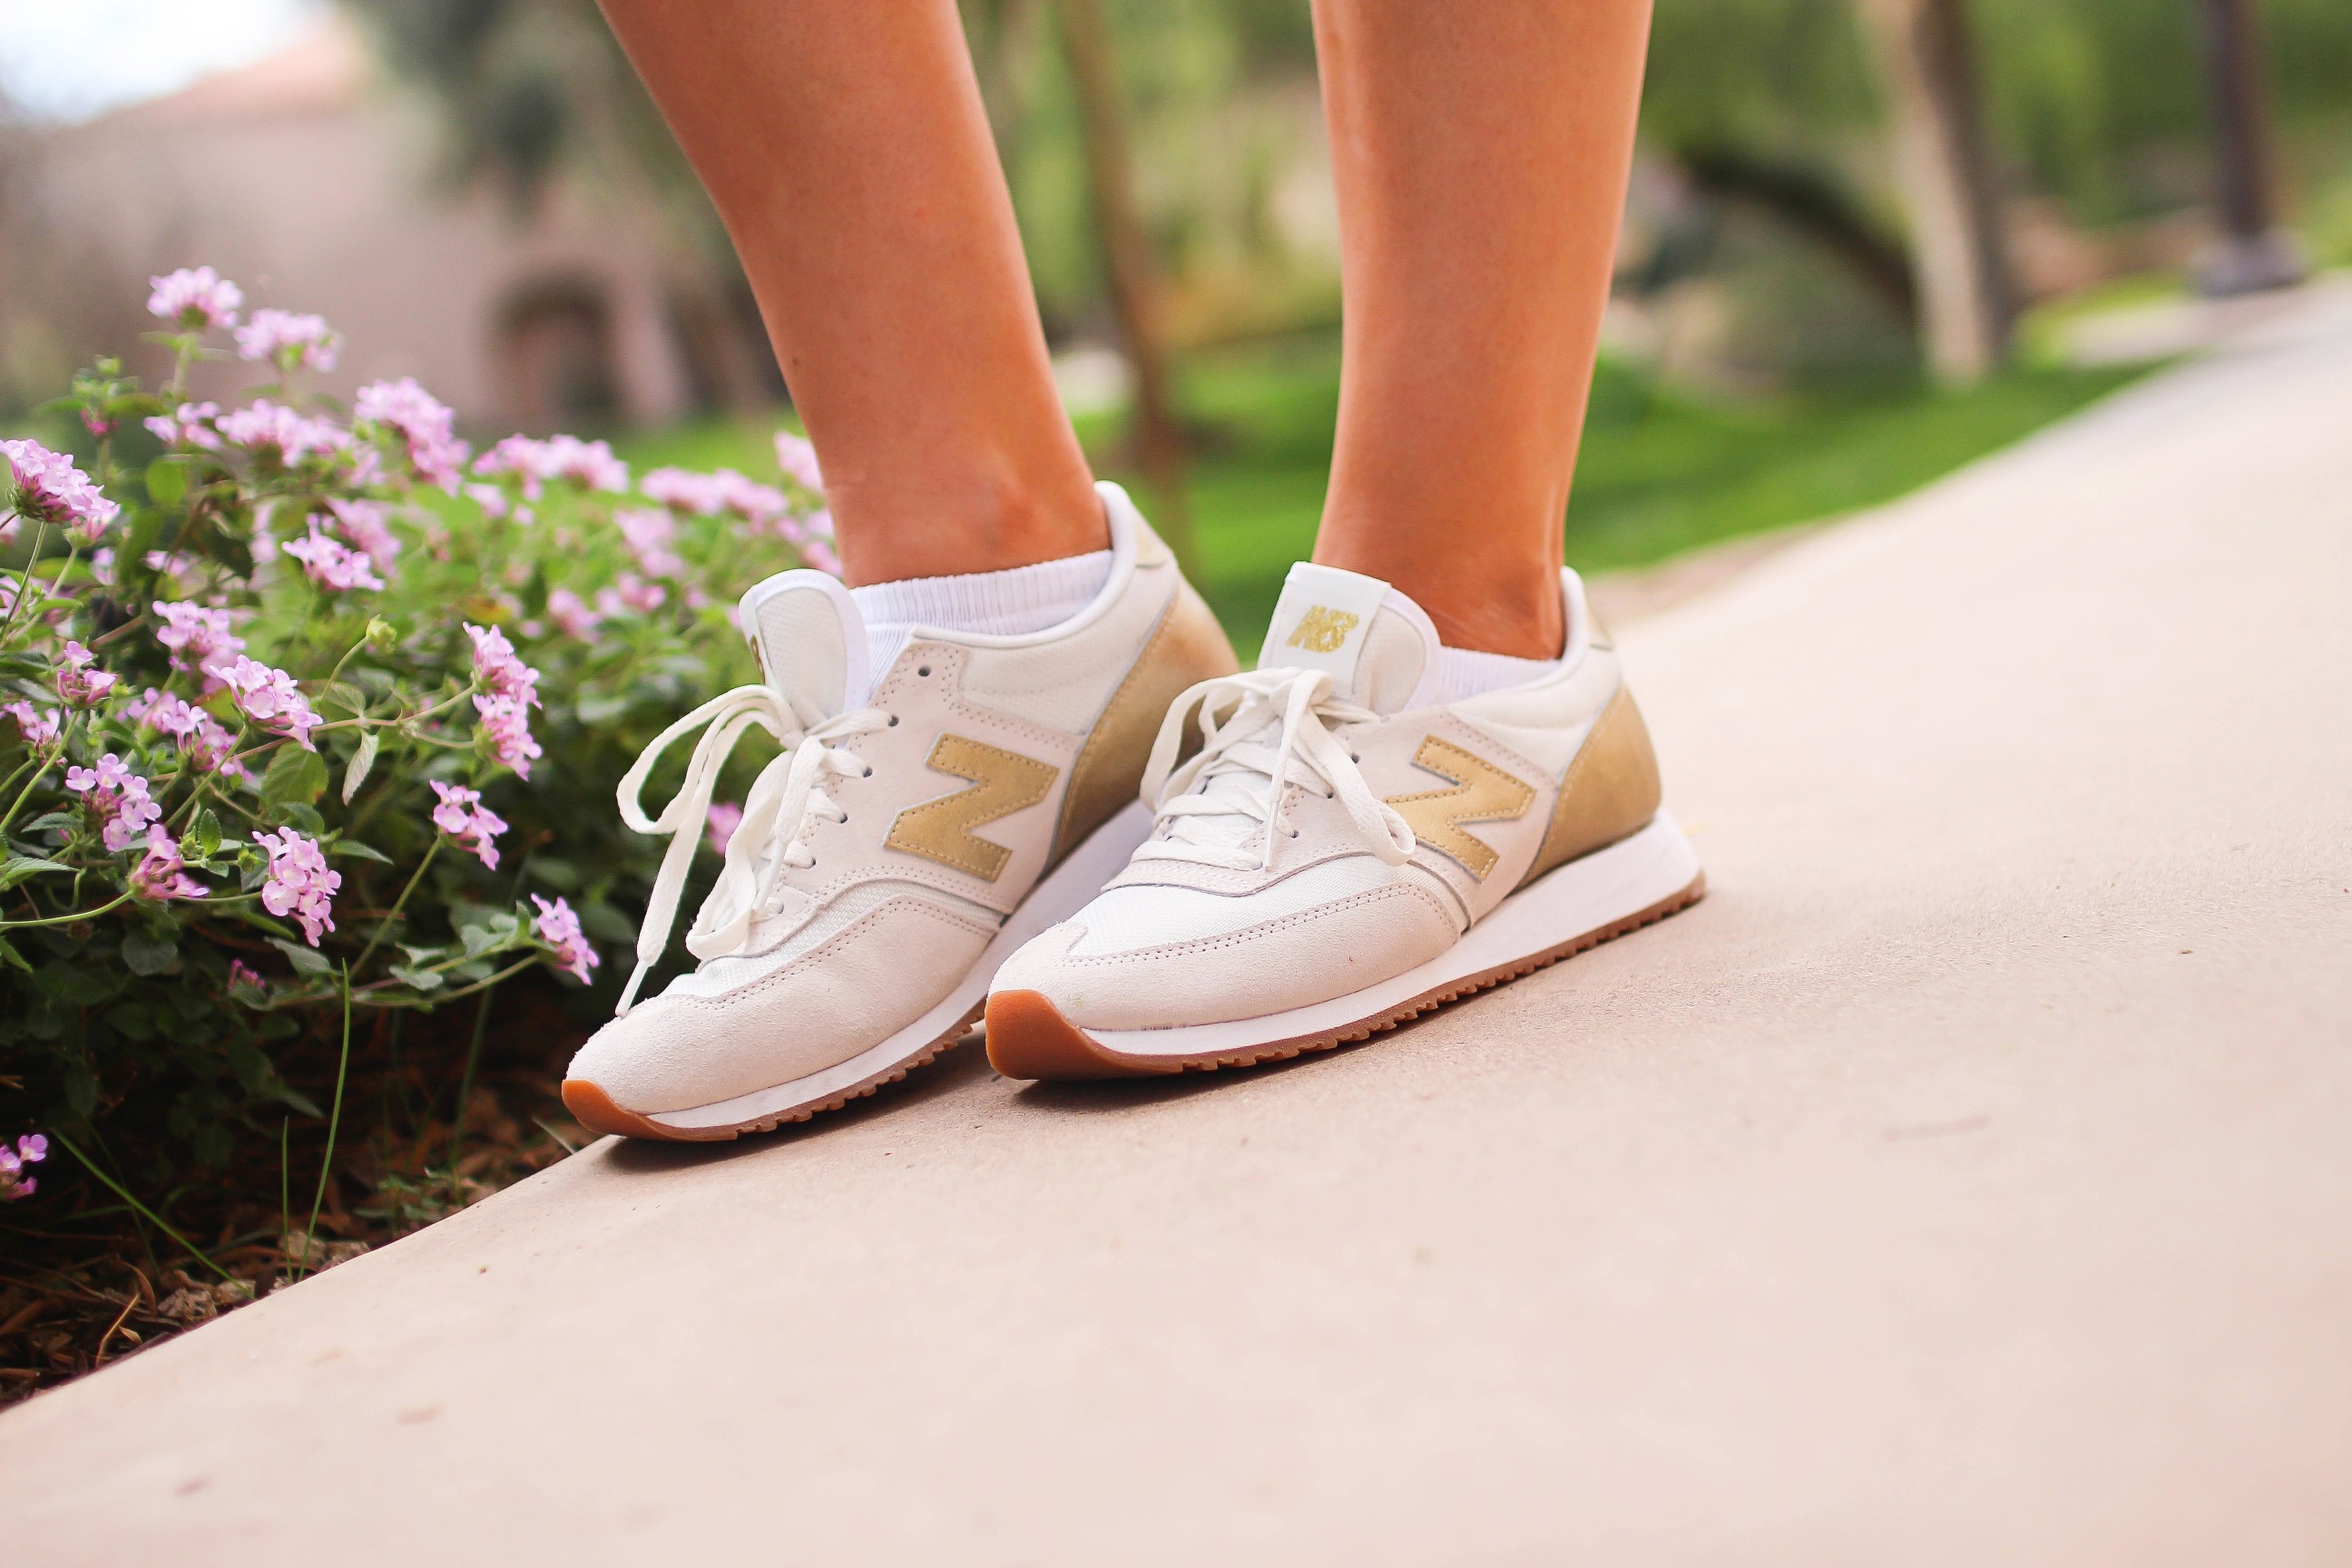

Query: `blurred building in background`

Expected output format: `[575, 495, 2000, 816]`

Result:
[0, 15, 769, 431]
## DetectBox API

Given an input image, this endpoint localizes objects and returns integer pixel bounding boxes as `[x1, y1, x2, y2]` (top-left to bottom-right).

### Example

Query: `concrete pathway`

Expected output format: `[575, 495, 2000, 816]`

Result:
[7, 289, 2350, 1567]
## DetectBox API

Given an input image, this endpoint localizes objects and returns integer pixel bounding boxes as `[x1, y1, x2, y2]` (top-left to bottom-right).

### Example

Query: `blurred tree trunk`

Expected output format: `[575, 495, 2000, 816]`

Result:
[1856, 0, 2014, 385]
[2190, 0, 2306, 295]
[1052, 0, 1197, 573]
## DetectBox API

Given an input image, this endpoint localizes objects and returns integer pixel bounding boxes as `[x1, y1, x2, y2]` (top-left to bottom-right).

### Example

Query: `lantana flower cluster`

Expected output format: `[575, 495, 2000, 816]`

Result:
[3, 264, 831, 1204]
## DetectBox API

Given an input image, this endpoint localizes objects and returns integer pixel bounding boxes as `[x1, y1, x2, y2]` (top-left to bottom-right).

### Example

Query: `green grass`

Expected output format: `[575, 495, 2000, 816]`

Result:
[620, 336, 2151, 653]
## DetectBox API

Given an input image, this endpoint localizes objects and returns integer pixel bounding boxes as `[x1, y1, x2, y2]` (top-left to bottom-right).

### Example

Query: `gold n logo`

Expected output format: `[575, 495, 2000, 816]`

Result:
[1285, 606, 1359, 654]
[885, 735, 1059, 881]
[1383, 738, 1534, 880]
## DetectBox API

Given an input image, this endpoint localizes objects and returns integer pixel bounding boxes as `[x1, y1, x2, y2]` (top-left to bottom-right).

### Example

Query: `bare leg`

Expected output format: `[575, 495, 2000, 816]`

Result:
[596, 0, 1105, 584]
[1309, 0, 1652, 658]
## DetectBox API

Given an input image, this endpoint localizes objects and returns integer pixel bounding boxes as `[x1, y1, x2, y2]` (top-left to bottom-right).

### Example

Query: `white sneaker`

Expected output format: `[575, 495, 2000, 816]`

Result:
[563, 484, 1237, 1138]
[984, 561, 1702, 1078]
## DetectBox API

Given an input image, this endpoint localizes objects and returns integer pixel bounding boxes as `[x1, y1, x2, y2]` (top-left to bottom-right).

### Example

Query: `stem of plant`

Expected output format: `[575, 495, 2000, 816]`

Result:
[49, 1131, 236, 1285]
[446, 984, 496, 1190]
[0, 520, 51, 642]
[279, 1116, 291, 1288]
[298, 960, 354, 1282]
[348, 834, 438, 981]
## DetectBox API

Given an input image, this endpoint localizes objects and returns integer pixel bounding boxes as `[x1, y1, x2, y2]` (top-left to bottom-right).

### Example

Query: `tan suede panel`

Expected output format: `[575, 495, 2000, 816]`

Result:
[1515, 688, 1662, 888]
[1050, 580, 1240, 865]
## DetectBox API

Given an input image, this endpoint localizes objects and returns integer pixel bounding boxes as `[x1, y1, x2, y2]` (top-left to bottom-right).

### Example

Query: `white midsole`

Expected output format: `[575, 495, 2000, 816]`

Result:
[1080, 811, 1701, 1061]
[650, 800, 1155, 1131]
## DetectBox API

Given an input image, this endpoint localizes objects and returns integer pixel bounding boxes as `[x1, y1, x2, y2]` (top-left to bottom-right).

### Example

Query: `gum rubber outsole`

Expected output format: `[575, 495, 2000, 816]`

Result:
[562, 1001, 985, 1143]
[984, 871, 1706, 1081]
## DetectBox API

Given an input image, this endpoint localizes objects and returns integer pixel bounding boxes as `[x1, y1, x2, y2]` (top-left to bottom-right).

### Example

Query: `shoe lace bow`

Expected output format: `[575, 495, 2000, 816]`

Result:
[1134, 667, 1415, 872]
[613, 684, 887, 1013]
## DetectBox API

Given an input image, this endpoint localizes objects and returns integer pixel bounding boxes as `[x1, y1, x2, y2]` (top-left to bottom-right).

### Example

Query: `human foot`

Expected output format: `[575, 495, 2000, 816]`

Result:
[563, 483, 1237, 1138]
[983, 560, 1701, 1079]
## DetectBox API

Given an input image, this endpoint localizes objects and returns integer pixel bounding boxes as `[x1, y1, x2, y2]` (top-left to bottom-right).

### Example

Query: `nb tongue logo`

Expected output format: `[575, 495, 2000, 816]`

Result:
[1286, 606, 1359, 654]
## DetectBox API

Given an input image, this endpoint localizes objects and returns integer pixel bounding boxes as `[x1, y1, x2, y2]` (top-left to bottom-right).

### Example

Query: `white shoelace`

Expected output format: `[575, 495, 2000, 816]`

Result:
[613, 684, 888, 1014]
[1135, 667, 1416, 873]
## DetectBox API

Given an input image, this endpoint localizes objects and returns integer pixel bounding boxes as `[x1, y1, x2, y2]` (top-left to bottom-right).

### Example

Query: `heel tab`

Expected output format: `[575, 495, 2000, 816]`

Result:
[1097, 480, 1171, 568]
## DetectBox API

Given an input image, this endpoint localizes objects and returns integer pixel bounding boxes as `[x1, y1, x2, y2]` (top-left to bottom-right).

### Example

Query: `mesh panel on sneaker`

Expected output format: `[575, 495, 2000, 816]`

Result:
[1066, 857, 1399, 956]
[665, 880, 999, 999]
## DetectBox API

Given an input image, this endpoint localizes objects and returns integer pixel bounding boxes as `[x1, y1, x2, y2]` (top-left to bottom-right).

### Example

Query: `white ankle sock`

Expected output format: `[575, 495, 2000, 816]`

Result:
[852, 549, 1113, 679]
[1433, 642, 1556, 703]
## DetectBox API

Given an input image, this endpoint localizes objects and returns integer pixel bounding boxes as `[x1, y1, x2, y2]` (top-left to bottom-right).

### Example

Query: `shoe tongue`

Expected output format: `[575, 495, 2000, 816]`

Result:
[737, 570, 873, 726]
[1258, 563, 1440, 714]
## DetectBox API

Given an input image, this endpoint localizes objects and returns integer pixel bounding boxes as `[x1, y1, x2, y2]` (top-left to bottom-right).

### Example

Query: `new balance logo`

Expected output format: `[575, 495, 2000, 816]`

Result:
[1383, 738, 1534, 880]
[1285, 606, 1359, 654]
[885, 735, 1059, 881]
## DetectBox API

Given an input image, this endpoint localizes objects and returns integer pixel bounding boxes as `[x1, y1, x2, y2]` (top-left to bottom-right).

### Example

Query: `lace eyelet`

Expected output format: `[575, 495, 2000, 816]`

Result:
[916, 664, 932, 678]
[862, 765, 875, 778]
[887, 715, 899, 727]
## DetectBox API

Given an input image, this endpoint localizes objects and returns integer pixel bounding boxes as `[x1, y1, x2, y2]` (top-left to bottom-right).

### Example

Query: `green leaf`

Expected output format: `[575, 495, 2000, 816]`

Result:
[266, 936, 332, 975]
[145, 456, 188, 508]
[0, 854, 69, 892]
[189, 808, 223, 860]
[398, 944, 450, 966]
[62, 1058, 98, 1118]
[260, 744, 329, 808]
[328, 838, 392, 865]
[278, 802, 326, 837]
[387, 964, 447, 992]
[103, 1001, 155, 1041]
[341, 730, 379, 804]
[18, 812, 76, 836]
[528, 856, 580, 892]
[121, 931, 181, 976]
[0, 935, 28, 972]
[458, 923, 500, 957]
[574, 692, 632, 725]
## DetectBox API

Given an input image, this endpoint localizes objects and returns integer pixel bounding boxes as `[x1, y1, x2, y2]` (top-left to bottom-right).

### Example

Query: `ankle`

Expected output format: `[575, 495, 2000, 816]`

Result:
[830, 462, 1108, 587]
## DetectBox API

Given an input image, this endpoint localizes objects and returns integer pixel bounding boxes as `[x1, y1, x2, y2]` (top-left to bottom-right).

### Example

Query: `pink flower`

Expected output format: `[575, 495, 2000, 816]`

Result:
[545, 586, 602, 639]
[144, 400, 226, 452]
[3, 701, 60, 747]
[801, 535, 843, 576]
[229, 959, 265, 993]
[641, 466, 785, 525]
[706, 801, 743, 856]
[131, 826, 208, 901]
[152, 601, 247, 689]
[65, 752, 162, 851]
[125, 687, 242, 775]
[613, 506, 685, 580]
[473, 435, 628, 499]
[2, 438, 119, 544]
[531, 895, 599, 985]
[216, 401, 350, 464]
[220, 656, 321, 750]
[282, 524, 385, 593]
[429, 779, 509, 869]
[147, 267, 243, 331]
[252, 827, 339, 946]
[473, 693, 541, 778]
[323, 497, 400, 569]
[773, 430, 824, 495]
[595, 573, 666, 617]
[234, 308, 340, 371]
[463, 622, 540, 708]
[0, 1132, 47, 1201]
[56, 642, 119, 708]
[354, 378, 469, 489]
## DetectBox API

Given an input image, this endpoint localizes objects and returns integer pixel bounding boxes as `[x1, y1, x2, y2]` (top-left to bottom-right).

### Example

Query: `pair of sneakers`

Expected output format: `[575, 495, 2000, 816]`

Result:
[562, 484, 1703, 1140]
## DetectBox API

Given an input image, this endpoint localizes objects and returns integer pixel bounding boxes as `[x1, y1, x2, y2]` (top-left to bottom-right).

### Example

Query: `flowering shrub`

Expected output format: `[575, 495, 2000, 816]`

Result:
[0, 269, 831, 1234]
